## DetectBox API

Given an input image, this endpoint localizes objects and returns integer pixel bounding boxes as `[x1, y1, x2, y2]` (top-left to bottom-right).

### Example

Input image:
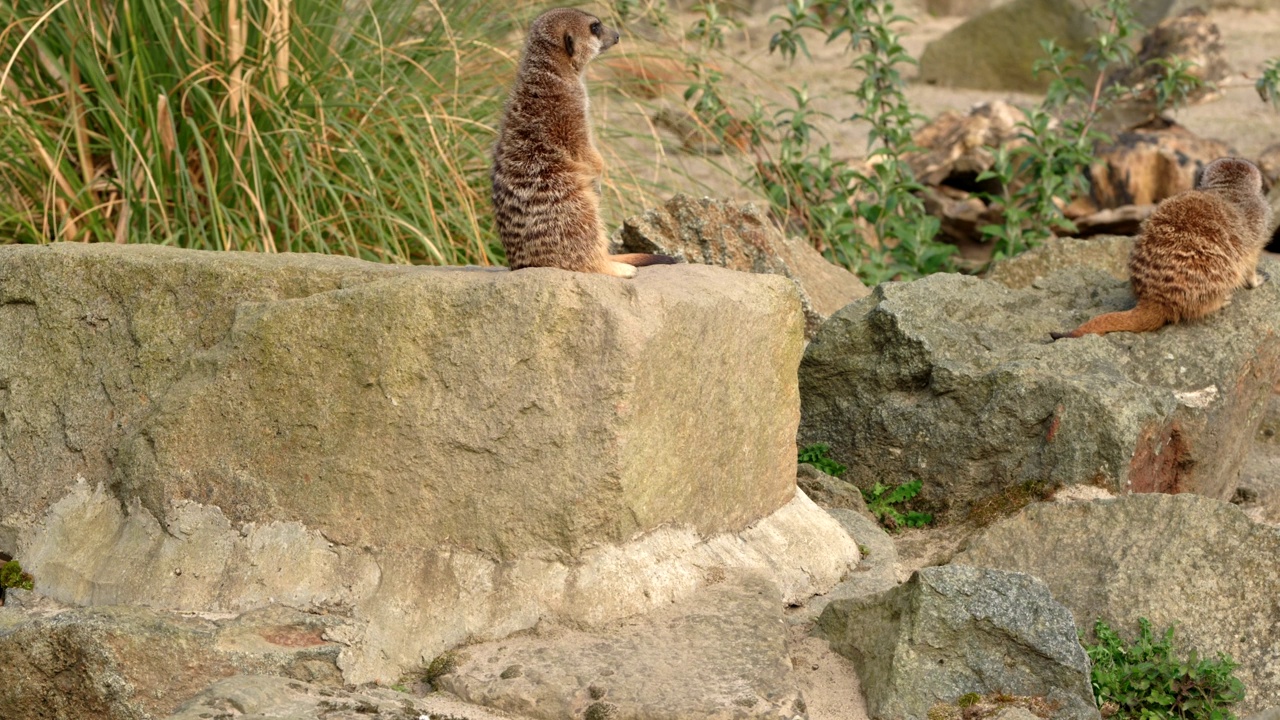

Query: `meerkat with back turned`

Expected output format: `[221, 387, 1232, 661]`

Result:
[492, 8, 674, 277]
[1052, 157, 1272, 339]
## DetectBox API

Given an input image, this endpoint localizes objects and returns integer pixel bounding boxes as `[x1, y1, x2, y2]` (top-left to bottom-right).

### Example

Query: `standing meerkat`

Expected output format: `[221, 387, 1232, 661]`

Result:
[1052, 157, 1272, 339]
[492, 8, 674, 277]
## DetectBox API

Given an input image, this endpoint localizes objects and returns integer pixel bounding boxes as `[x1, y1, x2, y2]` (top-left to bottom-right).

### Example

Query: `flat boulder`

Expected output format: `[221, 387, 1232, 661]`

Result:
[1, 243, 858, 684]
[437, 571, 805, 720]
[0, 602, 345, 720]
[816, 565, 1098, 720]
[918, 0, 1097, 92]
[956, 494, 1280, 715]
[799, 257, 1280, 521]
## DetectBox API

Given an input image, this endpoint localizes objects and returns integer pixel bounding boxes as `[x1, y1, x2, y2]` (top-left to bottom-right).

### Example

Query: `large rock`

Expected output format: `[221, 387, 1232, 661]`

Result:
[1, 243, 859, 684]
[2, 244, 802, 551]
[816, 565, 1098, 720]
[1104, 9, 1230, 108]
[614, 194, 869, 338]
[798, 260, 1280, 521]
[917, 0, 1214, 92]
[956, 494, 1280, 715]
[0, 603, 344, 719]
[918, 0, 1099, 92]
[437, 571, 806, 720]
[1077, 122, 1234, 213]
[984, 235, 1131, 288]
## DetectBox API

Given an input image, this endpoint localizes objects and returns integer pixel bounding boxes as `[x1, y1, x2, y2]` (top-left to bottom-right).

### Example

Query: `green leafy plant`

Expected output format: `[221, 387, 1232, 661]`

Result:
[0, 559, 34, 591]
[1086, 618, 1245, 720]
[798, 442, 847, 477]
[862, 479, 932, 530]
[761, 0, 954, 283]
[1258, 57, 1280, 111]
[423, 651, 460, 690]
[974, 0, 1137, 260]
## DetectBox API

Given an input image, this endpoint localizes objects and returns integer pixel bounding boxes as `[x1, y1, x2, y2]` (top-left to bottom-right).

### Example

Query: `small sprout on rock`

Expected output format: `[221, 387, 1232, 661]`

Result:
[863, 480, 933, 531]
[584, 701, 617, 720]
[0, 560, 34, 591]
[799, 443, 847, 478]
[422, 652, 460, 689]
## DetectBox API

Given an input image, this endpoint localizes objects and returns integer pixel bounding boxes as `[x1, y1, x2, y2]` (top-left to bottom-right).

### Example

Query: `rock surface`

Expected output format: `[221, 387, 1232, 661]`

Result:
[956, 494, 1280, 715]
[1078, 122, 1234, 213]
[984, 235, 1131, 289]
[1, 243, 858, 685]
[0, 602, 344, 719]
[167, 675, 527, 720]
[816, 565, 1098, 720]
[918, 0, 1098, 92]
[1105, 8, 1230, 109]
[614, 194, 869, 337]
[907, 101, 1028, 187]
[799, 260, 1280, 521]
[437, 571, 806, 720]
[804, 508, 899, 619]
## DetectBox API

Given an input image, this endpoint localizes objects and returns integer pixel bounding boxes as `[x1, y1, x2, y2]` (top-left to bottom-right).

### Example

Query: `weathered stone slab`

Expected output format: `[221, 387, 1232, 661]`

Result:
[167, 675, 528, 720]
[20, 481, 857, 685]
[919, 0, 1097, 92]
[0, 244, 411, 536]
[957, 494, 1280, 715]
[799, 261, 1280, 521]
[984, 235, 1131, 289]
[437, 571, 806, 720]
[0, 603, 344, 720]
[614, 194, 868, 338]
[2, 244, 803, 557]
[0, 243, 860, 685]
[816, 565, 1098, 720]
[918, 0, 1201, 92]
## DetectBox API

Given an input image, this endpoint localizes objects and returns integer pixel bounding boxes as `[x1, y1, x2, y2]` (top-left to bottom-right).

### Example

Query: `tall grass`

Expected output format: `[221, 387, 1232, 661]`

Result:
[0, 0, 531, 263]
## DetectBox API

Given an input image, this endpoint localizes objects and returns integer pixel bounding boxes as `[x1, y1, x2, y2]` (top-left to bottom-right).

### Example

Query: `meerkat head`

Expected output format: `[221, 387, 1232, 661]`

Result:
[526, 8, 620, 76]
[1198, 157, 1263, 194]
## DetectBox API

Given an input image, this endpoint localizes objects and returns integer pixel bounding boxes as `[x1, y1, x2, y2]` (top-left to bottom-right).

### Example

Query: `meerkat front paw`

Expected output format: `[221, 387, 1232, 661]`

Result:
[1246, 269, 1269, 289]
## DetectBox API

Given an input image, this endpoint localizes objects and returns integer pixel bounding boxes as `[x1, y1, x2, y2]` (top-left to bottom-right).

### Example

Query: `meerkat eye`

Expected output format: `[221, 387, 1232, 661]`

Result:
[590, 21, 602, 36]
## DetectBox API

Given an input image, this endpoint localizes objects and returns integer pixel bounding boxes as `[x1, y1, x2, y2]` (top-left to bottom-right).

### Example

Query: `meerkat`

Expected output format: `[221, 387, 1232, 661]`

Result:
[1051, 157, 1272, 339]
[492, 8, 674, 277]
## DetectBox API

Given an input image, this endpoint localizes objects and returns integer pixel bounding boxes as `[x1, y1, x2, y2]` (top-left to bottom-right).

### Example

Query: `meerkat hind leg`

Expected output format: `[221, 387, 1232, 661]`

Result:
[603, 261, 638, 278]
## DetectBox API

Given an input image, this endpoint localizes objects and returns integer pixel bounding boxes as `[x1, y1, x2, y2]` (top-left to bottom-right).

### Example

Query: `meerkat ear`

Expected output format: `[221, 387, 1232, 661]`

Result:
[564, 33, 574, 57]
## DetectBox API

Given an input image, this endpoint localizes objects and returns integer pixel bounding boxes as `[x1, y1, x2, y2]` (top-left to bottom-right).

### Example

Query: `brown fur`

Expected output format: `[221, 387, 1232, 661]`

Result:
[492, 8, 674, 277]
[1052, 157, 1272, 339]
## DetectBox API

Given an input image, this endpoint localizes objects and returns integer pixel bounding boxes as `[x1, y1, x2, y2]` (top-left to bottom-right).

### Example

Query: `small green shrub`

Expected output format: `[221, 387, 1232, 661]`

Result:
[423, 651, 459, 689]
[1085, 618, 1245, 720]
[862, 479, 932, 530]
[763, 0, 955, 284]
[798, 443, 847, 478]
[1259, 58, 1280, 111]
[0, 559, 34, 591]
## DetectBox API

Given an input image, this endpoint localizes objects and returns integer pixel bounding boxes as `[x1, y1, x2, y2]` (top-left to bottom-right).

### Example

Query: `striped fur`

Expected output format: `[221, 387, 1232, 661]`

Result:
[1053, 157, 1271, 339]
[491, 8, 674, 277]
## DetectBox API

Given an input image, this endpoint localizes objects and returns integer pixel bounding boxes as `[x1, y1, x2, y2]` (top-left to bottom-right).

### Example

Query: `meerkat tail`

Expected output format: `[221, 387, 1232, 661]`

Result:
[1050, 302, 1171, 340]
[609, 253, 678, 267]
